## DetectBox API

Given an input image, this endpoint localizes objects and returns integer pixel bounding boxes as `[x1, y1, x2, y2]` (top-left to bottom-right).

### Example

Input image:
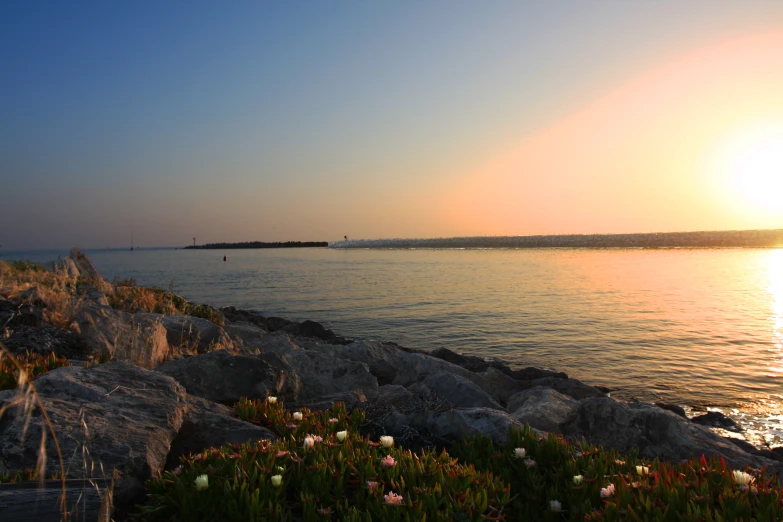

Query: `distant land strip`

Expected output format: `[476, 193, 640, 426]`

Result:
[184, 241, 328, 249]
[328, 229, 783, 249]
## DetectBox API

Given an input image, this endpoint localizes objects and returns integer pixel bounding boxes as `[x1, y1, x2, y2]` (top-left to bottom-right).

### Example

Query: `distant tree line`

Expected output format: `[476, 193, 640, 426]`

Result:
[184, 241, 328, 250]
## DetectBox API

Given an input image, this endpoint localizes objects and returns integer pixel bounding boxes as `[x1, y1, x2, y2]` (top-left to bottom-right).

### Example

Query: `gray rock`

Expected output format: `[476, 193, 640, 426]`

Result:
[165, 395, 276, 469]
[297, 390, 369, 411]
[560, 397, 780, 472]
[283, 350, 379, 404]
[73, 304, 170, 368]
[0, 362, 186, 507]
[428, 347, 512, 374]
[655, 402, 687, 418]
[530, 376, 606, 400]
[254, 331, 302, 357]
[507, 367, 568, 381]
[426, 408, 528, 444]
[62, 257, 81, 278]
[480, 367, 528, 405]
[691, 411, 742, 432]
[156, 350, 300, 404]
[375, 385, 413, 408]
[423, 371, 503, 410]
[69, 248, 105, 283]
[224, 321, 268, 352]
[160, 315, 233, 354]
[507, 386, 577, 432]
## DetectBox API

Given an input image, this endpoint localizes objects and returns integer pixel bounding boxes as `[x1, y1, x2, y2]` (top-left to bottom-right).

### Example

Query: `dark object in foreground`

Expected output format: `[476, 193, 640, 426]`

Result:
[0, 478, 111, 522]
[184, 241, 327, 249]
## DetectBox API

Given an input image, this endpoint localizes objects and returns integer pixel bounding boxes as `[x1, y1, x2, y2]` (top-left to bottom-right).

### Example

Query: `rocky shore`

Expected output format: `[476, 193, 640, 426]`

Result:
[1, 249, 781, 520]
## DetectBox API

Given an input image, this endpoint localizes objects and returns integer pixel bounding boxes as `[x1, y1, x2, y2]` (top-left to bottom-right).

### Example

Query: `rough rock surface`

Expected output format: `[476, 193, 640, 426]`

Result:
[691, 411, 742, 432]
[160, 314, 233, 353]
[69, 248, 105, 283]
[222, 307, 350, 344]
[528, 376, 606, 400]
[165, 395, 276, 469]
[0, 362, 186, 506]
[423, 371, 503, 410]
[560, 397, 780, 473]
[283, 349, 379, 404]
[73, 304, 170, 368]
[508, 386, 578, 432]
[426, 408, 529, 445]
[156, 350, 300, 404]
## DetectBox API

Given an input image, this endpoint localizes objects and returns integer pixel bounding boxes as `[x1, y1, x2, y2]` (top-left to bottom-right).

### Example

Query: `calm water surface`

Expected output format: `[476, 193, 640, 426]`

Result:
[5, 247, 782, 446]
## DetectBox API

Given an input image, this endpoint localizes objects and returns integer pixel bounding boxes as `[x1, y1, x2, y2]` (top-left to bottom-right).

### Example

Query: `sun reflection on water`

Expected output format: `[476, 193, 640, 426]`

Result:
[766, 249, 783, 376]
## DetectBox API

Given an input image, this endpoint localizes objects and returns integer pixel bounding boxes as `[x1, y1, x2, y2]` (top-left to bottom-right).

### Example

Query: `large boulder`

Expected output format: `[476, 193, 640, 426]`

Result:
[165, 395, 276, 469]
[73, 304, 170, 368]
[479, 367, 528, 405]
[156, 351, 300, 404]
[423, 371, 503, 410]
[426, 408, 529, 445]
[560, 397, 780, 472]
[0, 362, 187, 506]
[160, 315, 233, 354]
[507, 386, 578, 433]
[283, 350, 379, 404]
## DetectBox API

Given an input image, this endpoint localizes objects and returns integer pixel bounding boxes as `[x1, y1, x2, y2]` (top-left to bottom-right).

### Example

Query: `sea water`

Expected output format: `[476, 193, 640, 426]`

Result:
[4, 246, 782, 447]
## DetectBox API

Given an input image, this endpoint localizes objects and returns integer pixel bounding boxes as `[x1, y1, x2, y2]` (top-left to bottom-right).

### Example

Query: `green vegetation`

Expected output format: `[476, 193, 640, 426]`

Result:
[0, 351, 70, 391]
[137, 399, 783, 521]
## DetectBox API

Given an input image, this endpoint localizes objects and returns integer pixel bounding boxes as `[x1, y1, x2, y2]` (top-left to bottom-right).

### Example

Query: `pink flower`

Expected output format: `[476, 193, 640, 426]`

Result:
[366, 480, 379, 489]
[384, 491, 404, 506]
[286, 423, 297, 429]
[172, 466, 182, 476]
[524, 458, 536, 468]
[307, 434, 323, 443]
[328, 418, 338, 423]
[275, 451, 290, 459]
[600, 484, 616, 499]
[381, 455, 396, 468]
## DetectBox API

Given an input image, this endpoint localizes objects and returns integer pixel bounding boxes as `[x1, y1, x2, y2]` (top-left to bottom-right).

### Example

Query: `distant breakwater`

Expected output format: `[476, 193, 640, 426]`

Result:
[184, 241, 328, 249]
[329, 229, 783, 249]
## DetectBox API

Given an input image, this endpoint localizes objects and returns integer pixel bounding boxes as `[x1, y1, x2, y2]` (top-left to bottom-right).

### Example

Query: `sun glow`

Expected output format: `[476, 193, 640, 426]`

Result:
[725, 124, 783, 213]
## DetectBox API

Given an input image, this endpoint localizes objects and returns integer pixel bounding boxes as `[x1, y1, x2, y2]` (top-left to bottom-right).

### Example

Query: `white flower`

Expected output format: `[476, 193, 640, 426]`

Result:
[336, 430, 347, 441]
[292, 412, 303, 421]
[194, 474, 209, 490]
[573, 475, 584, 485]
[636, 465, 649, 475]
[549, 500, 562, 512]
[514, 448, 526, 458]
[600, 483, 616, 499]
[267, 396, 277, 404]
[303, 436, 315, 449]
[271, 474, 282, 487]
[733, 470, 755, 486]
[380, 435, 394, 448]
[276, 466, 284, 472]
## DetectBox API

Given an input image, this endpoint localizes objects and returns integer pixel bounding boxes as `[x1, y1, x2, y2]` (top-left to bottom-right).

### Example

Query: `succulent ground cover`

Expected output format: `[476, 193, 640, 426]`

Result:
[0, 350, 70, 391]
[138, 399, 783, 521]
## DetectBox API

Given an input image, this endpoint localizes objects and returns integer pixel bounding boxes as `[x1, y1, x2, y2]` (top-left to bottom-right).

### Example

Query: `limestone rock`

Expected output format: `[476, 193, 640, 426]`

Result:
[423, 371, 503, 410]
[283, 350, 379, 404]
[426, 408, 527, 444]
[156, 350, 300, 404]
[73, 304, 170, 368]
[160, 315, 233, 354]
[560, 397, 780, 472]
[69, 248, 104, 283]
[529, 376, 606, 400]
[375, 385, 413, 408]
[507, 386, 577, 432]
[0, 362, 186, 506]
[165, 395, 276, 469]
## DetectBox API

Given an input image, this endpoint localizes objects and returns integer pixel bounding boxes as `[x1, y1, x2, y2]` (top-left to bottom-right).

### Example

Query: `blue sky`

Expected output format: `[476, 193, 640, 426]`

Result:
[2, 1, 783, 249]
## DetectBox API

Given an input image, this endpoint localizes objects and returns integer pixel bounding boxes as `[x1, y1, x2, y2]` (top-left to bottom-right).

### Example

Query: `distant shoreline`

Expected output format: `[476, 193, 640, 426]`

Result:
[184, 241, 328, 250]
[329, 228, 783, 249]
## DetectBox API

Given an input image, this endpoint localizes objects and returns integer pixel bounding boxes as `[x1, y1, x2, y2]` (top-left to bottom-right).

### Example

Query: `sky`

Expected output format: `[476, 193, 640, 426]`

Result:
[1, 1, 783, 249]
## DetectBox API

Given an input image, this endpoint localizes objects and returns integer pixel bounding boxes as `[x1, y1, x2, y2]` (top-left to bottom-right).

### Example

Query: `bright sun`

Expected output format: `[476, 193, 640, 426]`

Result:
[724, 124, 783, 213]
